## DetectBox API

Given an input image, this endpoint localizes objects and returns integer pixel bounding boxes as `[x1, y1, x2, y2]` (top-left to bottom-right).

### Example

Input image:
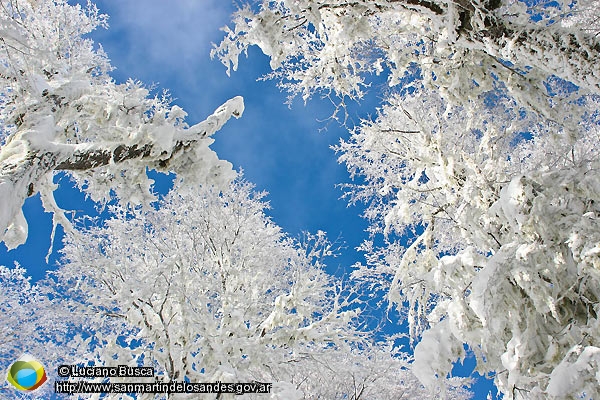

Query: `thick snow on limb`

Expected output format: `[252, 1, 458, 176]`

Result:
[0, 0, 243, 249]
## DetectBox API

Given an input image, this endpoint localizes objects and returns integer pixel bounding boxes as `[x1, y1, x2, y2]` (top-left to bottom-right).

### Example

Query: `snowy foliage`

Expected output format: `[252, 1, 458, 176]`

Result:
[213, 0, 600, 109]
[0, 263, 120, 399]
[216, 0, 600, 398]
[46, 179, 467, 400]
[342, 89, 600, 399]
[0, 264, 42, 368]
[0, 0, 244, 249]
[281, 343, 471, 400]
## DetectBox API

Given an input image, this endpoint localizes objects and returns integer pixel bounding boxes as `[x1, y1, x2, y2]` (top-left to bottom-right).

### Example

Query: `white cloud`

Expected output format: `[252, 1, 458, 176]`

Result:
[96, 0, 232, 69]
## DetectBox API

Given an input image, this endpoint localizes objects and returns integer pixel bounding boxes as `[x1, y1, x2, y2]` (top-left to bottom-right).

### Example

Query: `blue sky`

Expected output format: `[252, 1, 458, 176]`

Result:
[0, 1, 498, 398]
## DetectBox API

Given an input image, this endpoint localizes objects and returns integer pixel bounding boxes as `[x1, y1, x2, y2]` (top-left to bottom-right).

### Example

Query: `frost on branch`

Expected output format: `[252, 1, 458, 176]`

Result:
[0, 0, 244, 249]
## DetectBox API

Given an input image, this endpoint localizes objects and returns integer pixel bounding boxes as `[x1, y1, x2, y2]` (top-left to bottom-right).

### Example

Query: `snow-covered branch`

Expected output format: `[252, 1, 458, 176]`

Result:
[214, 0, 600, 106]
[0, 0, 244, 249]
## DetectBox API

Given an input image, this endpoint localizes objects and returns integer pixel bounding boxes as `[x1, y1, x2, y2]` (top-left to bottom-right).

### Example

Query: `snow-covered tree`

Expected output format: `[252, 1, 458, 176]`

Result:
[341, 89, 600, 399]
[214, 1, 600, 398]
[0, 0, 244, 250]
[0, 179, 471, 399]
[51, 179, 470, 400]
